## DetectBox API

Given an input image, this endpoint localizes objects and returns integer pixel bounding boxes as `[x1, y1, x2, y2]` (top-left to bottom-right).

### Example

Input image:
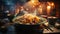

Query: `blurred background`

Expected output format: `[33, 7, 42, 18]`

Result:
[0, 0, 60, 34]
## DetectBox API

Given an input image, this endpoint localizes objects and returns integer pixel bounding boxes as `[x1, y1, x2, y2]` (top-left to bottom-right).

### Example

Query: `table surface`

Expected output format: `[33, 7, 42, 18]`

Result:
[43, 27, 60, 33]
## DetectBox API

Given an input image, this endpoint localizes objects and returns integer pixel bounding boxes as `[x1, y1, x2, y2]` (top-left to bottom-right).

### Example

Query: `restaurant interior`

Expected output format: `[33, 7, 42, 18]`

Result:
[0, 0, 60, 34]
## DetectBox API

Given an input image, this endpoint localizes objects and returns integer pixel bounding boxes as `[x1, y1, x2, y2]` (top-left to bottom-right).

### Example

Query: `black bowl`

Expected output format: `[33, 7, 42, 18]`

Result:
[14, 23, 43, 34]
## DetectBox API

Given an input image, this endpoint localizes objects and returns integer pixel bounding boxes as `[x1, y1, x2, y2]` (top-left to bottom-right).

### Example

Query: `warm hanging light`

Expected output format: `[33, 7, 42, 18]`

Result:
[30, 0, 39, 5]
[30, 0, 38, 2]
[51, 3, 54, 6]
[47, 5, 51, 16]
[31, 0, 35, 3]
[47, 6, 51, 10]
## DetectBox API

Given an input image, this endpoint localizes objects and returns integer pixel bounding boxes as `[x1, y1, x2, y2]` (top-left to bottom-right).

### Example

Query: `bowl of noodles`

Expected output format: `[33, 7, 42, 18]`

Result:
[12, 14, 48, 34]
[13, 14, 41, 25]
